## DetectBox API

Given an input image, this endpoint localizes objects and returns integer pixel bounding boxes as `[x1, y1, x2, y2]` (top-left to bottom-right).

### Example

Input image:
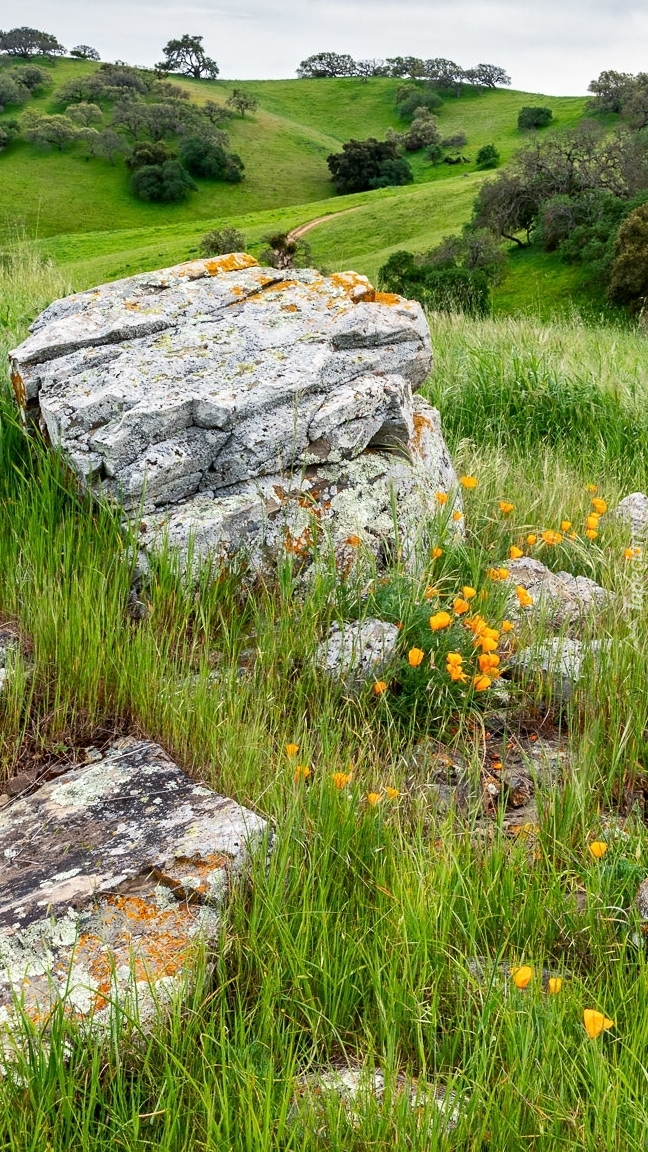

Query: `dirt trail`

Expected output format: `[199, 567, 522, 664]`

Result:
[287, 206, 362, 243]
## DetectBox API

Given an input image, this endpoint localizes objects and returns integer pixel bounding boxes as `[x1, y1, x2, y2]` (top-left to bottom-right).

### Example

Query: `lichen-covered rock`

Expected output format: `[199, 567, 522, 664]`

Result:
[315, 619, 399, 688]
[10, 255, 432, 512]
[509, 637, 607, 701]
[608, 492, 648, 536]
[0, 738, 268, 1035]
[137, 396, 460, 572]
[504, 557, 609, 630]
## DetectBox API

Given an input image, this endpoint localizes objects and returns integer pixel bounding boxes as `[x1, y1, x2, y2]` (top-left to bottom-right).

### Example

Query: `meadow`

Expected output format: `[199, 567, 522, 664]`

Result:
[1, 225, 648, 1148]
[0, 61, 592, 314]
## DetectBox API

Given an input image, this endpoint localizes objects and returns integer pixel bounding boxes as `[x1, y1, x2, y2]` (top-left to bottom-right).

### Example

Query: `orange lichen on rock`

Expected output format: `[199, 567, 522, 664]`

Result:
[10, 369, 25, 408]
[202, 253, 258, 276]
[281, 303, 299, 312]
[329, 271, 376, 302]
[374, 291, 404, 306]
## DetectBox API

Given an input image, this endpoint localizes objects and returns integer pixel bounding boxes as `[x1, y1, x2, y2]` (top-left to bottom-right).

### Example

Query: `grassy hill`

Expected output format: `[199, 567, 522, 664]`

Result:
[0, 61, 592, 314]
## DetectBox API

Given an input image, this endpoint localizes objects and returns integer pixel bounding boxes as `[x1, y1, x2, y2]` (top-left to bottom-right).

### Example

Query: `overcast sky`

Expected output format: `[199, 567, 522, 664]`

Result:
[4, 0, 647, 95]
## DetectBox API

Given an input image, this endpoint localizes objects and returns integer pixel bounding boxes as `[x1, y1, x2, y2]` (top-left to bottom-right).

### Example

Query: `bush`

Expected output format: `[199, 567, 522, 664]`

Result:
[395, 84, 443, 120]
[378, 250, 491, 315]
[10, 64, 50, 91]
[179, 136, 244, 181]
[608, 201, 648, 312]
[259, 232, 312, 269]
[0, 119, 19, 151]
[441, 131, 467, 150]
[130, 159, 196, 202]
[518, 106, 553, 130]
[0, 73, 28, 112]
[126, 141, 176, 171]
[476, 143, 500, 169]
[327, 138, 413, 193]
[401, 108, 441, 151]
[200, 227, 246, 256]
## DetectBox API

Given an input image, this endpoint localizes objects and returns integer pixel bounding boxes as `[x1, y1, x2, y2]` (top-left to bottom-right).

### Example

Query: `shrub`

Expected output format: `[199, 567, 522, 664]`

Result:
[126, 141, 176, 171]
[0, 119, 19, 151]
[259, 232, 312, 269]
[395, 84, 443, 120]
[441, 131, 468, 150]
[518, 106, 553, 130]
[10, 64, 50, 91]
[401, 108, 441, 151]
[476, 143, 500, 169]
[130, 159, 196, 202]
[607, 201, 648, 312]
[179, 136, 244, 181]
[199, 227, 246, 256]
[378, 250, 491, 315]
[0, 74, 28, 112]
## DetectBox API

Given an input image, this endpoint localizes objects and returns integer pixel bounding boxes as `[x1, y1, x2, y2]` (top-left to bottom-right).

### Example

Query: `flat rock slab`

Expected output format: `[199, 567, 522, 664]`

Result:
[10, 256, 431, 512]
[0, 738, 268, 1032]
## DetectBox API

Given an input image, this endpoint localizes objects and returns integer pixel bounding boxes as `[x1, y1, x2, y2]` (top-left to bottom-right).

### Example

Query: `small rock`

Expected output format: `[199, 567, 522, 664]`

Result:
[295, 1061, 463, 1133]
[498, 767, 534, 808]
[504, 558, 609, 631]
[636, 877, 648, 922]
[5, 772, 36, 797]
[315, 619, 399, 689]
[509, 637, 604, 701]
[608, 492, 648, 537]
[0, 738, 269, 1040]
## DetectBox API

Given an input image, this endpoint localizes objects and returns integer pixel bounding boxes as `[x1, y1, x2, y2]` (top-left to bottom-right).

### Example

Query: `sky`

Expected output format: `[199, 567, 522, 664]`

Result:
[3, 0, 648, 96]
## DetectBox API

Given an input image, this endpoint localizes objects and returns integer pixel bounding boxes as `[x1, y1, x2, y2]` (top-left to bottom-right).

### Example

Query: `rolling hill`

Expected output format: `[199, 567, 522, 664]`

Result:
[0, 60, 592, 312]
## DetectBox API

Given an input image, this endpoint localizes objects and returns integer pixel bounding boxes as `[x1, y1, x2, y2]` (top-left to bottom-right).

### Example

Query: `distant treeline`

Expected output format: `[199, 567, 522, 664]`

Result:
[296, 53, 510, 92]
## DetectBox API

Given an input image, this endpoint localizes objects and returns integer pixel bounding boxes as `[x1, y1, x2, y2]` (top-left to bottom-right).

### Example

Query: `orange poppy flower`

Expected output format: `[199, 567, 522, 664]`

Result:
[510, 545, 524, 559]
[332, 772, 352, 789]
[453, 597, 470, 615]
[408, 647, 425, 667]
[373, 680, 388, 695]
[583, 1009, 613, 1038]
[294, 765, 311, 782]
[430, 611, 452, 631]
[460, 475, 478, 489]
[499, 501, 514, 514]
[512, 965, 534, 989]
[435, 491, 448, 506]
[431, 547, 443, 559]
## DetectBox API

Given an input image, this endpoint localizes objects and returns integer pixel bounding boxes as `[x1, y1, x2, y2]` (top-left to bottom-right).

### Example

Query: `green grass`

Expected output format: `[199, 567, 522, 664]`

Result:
[2, 246, 648, 1148]
[0, 60, 595, 316]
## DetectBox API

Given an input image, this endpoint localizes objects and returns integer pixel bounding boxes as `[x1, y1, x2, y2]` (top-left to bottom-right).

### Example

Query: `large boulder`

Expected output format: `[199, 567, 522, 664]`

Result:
[0, 738, 268, 1036]
[10, 256, 460, 572]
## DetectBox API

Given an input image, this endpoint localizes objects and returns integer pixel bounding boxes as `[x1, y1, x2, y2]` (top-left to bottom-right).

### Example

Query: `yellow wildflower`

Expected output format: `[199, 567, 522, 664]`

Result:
[516, 585, 533, 607]
[541, 530, 562, 546]
[526, 534, 538, 546]
[431, 547, 443, 559]
[430, 611, 452, 631]
[585, 483, 598, 494]
[373, 680, 388, 695]
[510, 545, 524, 559]
[452, 509, 463, 521]
[460, 475, 478, 489]
[499, 501, 514, 514]
[501, 620, 514, 633]
[435, 491, 448, 506]
[462, 586, 477, 600]
[561, 520, 572, 532]
[547, 977, 563, 995]
[408, 647, 425, 667]
[591, 498, 607, 514]
[473, 674, 492, 692]
[512, 965, 534, 989]
[589, 840, 608, 859]
[583, 1009, 614, 1038]
[367, 791, 383, 807]
[286, 743, 299, 757]
[294, 765, 311, 782]
[385, 786, 400, 800]
[453, 597, 470, 615]
[585, 529, 598, 541]
[332, 772, 352, 789]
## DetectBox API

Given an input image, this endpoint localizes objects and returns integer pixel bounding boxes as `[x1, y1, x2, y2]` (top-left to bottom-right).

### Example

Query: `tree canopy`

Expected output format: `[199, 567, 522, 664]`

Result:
[157, 35, 219, 80]
[296, 51, 510, 90]
[0, 26, 65, 58]
[327, 137, 413, 193]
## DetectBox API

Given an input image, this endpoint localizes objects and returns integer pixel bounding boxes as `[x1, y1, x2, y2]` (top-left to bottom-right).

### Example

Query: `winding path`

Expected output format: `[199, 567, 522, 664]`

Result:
[287, 206, 362, 243]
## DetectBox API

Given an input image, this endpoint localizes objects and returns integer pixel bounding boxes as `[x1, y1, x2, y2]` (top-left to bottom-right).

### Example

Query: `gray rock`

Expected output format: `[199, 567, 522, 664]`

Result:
[0, 628, 20, 695]
[0, 738, 268, 1036]
[295, 1061, 463, 1133]
[136, 396, 461, 573]
[315, 619, 399, 688]
[509, 637, 605, 701]
[10, 256, 432, 512]
[504, 557, 609, 630]
[608, 493, 648, 537]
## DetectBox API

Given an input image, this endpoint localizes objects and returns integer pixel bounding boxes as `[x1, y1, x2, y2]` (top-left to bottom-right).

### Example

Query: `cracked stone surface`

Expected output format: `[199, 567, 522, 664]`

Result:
[10, 255, 461, 574]
[509, 637, 607, 701]
[0, 738, 268, 1033]
[10, 255, 432, 512]
[315, 619, 399, 688]
[503, 557, 609, 630]
[136, 395, 461, 573]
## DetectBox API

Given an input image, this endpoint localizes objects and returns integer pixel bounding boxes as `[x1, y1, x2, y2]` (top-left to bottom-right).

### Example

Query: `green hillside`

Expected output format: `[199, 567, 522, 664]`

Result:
[0, 61, 593, 316]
